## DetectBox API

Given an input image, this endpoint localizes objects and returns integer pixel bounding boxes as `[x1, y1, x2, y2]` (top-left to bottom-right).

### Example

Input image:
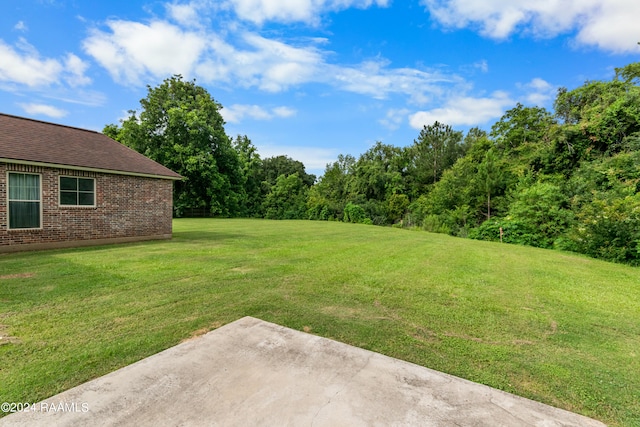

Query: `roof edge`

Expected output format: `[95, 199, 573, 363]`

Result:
[0, 112, 104, 135]
[0, 158, 183, 180]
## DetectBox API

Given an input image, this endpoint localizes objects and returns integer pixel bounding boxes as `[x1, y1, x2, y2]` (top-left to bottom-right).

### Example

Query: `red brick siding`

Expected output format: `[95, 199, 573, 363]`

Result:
[0, 162, 173, 249]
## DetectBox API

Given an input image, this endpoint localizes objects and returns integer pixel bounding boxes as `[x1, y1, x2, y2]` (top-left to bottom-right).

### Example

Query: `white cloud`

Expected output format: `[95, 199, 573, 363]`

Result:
[18, 103, 68, 118]
[14, 21, 28, 32]
[409, 91, 513, 128]
[83, 19, 329, 90]
[45, 89, 107, 107]
[83, 20, 207, 85]
[272, 106, 296, 118]
[225, 0, 390, 25]
[63, 53, 92, 87]
[234, 33, 324, 91]
[222, 104, 298, 123]
[573, 1, 640, 53]
[166, 3, 201, 27]
[330, 60, 456, 103]
[519, 77, 556, 106]
[0, 38, 92, 90]
[201, 32, 456, 100]
[526, 77, 552, 92]
[379, 108, 410, 130]
[473, 60, 488, 73]
[80, 9, 464, 105]
[0, 39, 63, 86]
[223, 104, 272, 122]
[422, 0, 640, 53]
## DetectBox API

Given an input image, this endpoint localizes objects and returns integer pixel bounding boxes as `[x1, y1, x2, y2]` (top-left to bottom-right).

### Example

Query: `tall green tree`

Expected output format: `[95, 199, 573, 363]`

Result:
[476, 149, 503, 220]
[352, 142, 405, 201]
[554, 70, 640, 156]
[262, 173, 309, 220]
[490, 103, 556, 173]
[491, 104, 554, 149]
[261, 155, 316, 188]
[505, 179, 574, 248]
[407, 121, 464, 196]
[233, 135, 263, 217]
[105, 75, 244, 216]
[307, 154, 355, 220]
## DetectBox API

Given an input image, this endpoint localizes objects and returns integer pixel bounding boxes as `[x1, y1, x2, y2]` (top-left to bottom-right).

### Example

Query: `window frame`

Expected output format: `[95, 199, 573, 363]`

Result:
[58, 176, 96, 208]
[7, 172, 43, 230]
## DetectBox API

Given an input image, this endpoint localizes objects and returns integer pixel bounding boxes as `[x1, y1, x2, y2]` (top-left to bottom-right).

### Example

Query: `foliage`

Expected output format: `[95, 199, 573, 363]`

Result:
[307, 154, 355, 221]
[407, 121, 464, 196]
[615, 62, 640, 84]
[262, 173, 309, 220]
[570, 193, 640, 265]
[503, 180, 574, 248]
[476, 148, 503, 219]
[351, 142, 406, 202]
[105, 75, 244, 217]
[261, 155, 316, 187]
[386, 193, 409, 223]
[490, 103, 555, 155]
[233, 135, 263, 217]
[343, 202, 370, 224]
[554, 78, 640, 155]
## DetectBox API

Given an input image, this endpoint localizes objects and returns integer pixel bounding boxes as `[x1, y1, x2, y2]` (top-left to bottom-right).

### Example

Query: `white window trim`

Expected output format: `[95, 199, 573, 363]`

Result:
[58, 176, 96, 208]
[7, 171, 43, 231]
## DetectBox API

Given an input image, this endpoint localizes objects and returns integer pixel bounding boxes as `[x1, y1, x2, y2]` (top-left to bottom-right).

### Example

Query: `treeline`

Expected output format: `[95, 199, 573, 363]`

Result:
[308, 62, 640, 265]
[106, 64, 640, 265]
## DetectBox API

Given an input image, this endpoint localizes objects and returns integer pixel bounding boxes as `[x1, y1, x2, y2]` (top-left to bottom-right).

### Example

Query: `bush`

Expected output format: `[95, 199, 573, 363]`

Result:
[569, 193, 640, 265]
[422, 214, 451, 234]
[343, 202, 370, 224]
[469, 217, 544, 246]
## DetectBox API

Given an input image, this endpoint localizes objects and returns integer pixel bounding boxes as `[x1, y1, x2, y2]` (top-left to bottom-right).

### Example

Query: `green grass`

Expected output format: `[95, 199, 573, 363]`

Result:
[1, 219, 639, 425]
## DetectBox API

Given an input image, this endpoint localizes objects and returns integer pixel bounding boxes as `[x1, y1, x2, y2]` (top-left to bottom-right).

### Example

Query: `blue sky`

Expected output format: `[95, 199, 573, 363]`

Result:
[2, 0, 639, 176]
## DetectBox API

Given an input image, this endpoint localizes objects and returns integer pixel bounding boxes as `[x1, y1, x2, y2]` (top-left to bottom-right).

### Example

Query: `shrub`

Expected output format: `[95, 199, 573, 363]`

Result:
[343, 202, 370, 224]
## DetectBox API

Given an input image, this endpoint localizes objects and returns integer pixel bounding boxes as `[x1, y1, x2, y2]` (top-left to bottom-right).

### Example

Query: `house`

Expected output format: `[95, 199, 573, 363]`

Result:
[0, 113, 182, 252]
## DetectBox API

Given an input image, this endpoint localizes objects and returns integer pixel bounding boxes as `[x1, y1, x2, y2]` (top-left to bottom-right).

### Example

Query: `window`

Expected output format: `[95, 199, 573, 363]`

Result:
[8, 172, 41, 229]
[60, 177, 95, 206]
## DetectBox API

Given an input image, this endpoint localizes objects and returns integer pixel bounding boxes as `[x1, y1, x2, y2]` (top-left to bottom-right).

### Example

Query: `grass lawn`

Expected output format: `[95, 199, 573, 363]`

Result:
[1, 218, 639, 425]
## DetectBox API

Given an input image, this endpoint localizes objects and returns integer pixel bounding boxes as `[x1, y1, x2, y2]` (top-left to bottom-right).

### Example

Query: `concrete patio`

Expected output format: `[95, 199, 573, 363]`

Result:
[0, 316, 606, 426]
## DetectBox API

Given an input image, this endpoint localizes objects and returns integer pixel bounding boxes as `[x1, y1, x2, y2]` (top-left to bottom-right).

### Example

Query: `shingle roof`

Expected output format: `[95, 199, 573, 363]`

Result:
[0, 113, 182, 180]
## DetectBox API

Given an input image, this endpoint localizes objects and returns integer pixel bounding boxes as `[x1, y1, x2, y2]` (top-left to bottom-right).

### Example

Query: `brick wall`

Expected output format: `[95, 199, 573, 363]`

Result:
[0, 162, 174, 250]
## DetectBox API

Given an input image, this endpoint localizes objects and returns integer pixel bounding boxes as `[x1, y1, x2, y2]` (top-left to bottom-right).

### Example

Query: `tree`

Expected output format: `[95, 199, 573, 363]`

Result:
[105, 75, 244, 217]
[233, 135, 263, 217]
[570, 192, 640, 265]
[615, 62, 640, 84]
[343, 202, 370, 224]
[261, 155, 316, 188]
[352, 142, 406, 202]
[505, 179, 574, 248]
[490, 103, 555, 159]
[554, 75, 640, 155]
[414, 156, 477, 233]
[386, 193, 409, 223]
[262, 173, 309, 219]
[407, 121, 464, 196]
[307, 154, 355, 221]
[462, 127, 488, 154]
[476, 149, 503, 220]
